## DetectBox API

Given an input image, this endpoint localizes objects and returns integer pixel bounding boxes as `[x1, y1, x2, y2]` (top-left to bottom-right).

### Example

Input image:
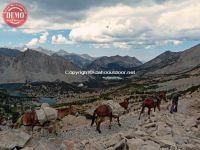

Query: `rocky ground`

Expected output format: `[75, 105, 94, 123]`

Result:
[0, 90, 200, 150]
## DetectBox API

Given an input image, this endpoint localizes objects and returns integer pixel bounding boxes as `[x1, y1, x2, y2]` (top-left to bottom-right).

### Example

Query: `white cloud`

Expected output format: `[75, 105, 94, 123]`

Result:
[26, 32, 49, 47]
[26, 38, 38, 47]
[39, 32, 48, 43]
[7, 0, 200, 49]
[68, 0, 200, 49]
[52, 34, 74, 44]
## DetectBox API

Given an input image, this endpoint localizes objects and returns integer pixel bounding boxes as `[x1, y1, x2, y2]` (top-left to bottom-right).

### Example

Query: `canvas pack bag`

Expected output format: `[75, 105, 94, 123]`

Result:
[36, 103, 58, 125]
[102, 100, 124, 116]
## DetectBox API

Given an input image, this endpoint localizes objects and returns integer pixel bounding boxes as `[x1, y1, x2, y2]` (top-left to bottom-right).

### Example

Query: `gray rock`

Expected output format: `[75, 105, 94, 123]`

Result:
[113, 139, 128, 150]
[127, 138, 144, 150]
[0, 129, 31, 149]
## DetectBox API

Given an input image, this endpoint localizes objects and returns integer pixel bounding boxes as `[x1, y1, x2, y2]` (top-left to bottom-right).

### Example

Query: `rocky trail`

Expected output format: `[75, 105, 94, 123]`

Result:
[1, 91, 200, 150]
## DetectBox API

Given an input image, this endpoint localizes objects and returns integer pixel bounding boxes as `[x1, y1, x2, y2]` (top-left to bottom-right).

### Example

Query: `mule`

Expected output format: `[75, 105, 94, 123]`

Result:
[119, 97, 129, 112]
[14, 105, 75, 135]
[57, 105, 75, 120]
[138, 91, 167, 120]
[91, 98, 129, 133]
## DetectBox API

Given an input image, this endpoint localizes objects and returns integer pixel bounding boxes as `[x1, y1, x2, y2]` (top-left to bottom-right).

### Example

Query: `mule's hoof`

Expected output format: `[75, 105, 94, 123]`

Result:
[97, 130, 101, 133]
[118, 124, 121, 127]
[109, 126, 111, 129]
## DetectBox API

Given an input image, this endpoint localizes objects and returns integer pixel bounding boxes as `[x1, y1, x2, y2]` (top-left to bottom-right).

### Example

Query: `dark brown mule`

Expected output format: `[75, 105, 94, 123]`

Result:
[91, 104, 113, 133]
[119, 98, 129, 111]
[138, 91, 167, 120]
[15, 105, 75, 133]
[91, 98, 130, 133]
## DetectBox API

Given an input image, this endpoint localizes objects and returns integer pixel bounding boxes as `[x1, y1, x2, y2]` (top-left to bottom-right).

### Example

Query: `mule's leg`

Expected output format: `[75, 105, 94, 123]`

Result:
[154, 103, 156, 112]
[174, 101, 178, 112]
[116, 116, 121, 127]
[148, 108, 151, 119]
[157, 102, 161, 111]
[96, 117, 102, 133]
[31, 125, 34, 137]
[138, 106, 145, 120]
[170, 102, 174, 113]
[109, 115, 112, 129]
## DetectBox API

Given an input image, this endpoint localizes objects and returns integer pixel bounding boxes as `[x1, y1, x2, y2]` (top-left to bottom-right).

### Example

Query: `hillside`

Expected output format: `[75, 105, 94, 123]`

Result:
[139, 44, 200, 75]
[0, 49, 88, 83]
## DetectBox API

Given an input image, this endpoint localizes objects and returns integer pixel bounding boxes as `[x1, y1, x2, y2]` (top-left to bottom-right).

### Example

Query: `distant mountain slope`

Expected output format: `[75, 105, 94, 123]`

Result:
[53, 50, 96, 68]
[138, 44, 200, 75]
[0, 48, 21, 57]
[35, 47, 55, 56]
[137, 51, 181, 74]
[86, 55, 142, 70]
[0, 49, 88, 83]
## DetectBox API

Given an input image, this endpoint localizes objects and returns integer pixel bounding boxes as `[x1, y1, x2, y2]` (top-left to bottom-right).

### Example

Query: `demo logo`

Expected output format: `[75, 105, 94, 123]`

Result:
[3, 2, 28, 28]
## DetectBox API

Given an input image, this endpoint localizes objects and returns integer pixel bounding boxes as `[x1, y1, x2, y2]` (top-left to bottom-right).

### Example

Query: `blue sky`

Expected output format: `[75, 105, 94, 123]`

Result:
[0, 0, 200, 62]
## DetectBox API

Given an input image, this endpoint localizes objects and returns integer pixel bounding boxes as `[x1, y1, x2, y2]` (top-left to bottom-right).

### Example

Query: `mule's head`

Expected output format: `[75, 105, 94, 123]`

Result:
[119, 97, 130, 110]
[124, 97, 129, 103]
[68, 105, 77, 116]
[159, 91, 167, 102]
[57, 105, 78, 119]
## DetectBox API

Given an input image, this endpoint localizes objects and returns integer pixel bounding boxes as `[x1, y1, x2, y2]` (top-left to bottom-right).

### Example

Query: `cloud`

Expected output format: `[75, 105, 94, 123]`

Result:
[39, 32, 49, 43]
[26, 38, 38, 47]
[52, 34, 74, 44]
[1, 0, 200, 49]
[68, 0, 200, 49]
[26, 32, 49, 47]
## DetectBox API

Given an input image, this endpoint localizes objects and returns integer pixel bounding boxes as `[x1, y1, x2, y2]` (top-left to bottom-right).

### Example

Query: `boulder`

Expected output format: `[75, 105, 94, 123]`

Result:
[0, 129, 31, 150]
[62, 140, 82, 150]
[134, 130, 148, 137]
[105, 134, 122, 148]
[156, 122, 172, 136]
[180, 144, 199, 150]
[113, 139, 128, 150]
[174, 136, 189, 145]
[184, 117, 197, 131]
[159, 139, 177, 150]
[127, 138, 144, 150]
[140, 140, 160, 150]
[143, 123, 157, 129]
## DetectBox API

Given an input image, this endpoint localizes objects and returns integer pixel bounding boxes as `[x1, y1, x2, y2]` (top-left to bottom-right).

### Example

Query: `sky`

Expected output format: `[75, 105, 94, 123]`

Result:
[0, 0, 200, 62]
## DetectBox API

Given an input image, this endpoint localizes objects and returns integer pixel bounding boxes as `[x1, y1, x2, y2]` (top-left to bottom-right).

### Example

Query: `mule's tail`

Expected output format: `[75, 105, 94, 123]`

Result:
[138, 103, 144, 120]
[91, 110, 97, 127]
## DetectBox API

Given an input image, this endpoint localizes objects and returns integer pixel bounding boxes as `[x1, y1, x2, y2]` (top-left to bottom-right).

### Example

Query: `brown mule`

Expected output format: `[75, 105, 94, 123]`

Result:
[91, 104, 113, 133]
[138, 91, 167, 120]
[91, 98, 130, 133]
[57, 105, 75, 120]
[15, 105, 75, 134]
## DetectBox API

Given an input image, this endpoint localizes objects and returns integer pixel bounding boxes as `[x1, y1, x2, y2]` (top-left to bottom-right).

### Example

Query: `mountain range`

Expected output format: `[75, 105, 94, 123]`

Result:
[0, 43, 200, 83]
[86, 55, 142, 70]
